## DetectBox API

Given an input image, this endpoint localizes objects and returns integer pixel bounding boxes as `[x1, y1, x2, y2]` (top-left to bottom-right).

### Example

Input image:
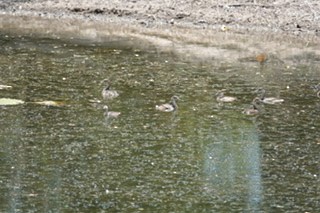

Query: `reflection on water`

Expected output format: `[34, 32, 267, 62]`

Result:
[204, 119, 262, 211]
[0, 34, 319, 212]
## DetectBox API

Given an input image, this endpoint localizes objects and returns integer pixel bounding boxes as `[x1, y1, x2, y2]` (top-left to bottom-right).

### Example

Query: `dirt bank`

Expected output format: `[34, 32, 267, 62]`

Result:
[0, 0, 319, 63]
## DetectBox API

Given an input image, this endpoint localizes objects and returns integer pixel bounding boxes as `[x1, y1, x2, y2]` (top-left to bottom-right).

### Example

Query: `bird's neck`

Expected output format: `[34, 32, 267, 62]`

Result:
[217, 92, 224, 98]
[259, 90, 266, 99]
[170, 99, 178, 109]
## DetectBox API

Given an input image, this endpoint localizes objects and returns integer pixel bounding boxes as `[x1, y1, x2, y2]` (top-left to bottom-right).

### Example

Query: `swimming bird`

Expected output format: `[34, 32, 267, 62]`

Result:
[216, 91, 237, 103]
[103, 105, 121, 118]
[101, 79, 119, 100]
[256, 88, 284, 104]
[156, 96, 179, 112]
[256, 53, 267, 65]
[243, 97, 261, 115]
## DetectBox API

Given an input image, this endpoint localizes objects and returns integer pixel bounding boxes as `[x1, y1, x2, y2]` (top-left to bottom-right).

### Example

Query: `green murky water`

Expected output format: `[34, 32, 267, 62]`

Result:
[0, 34, 319, 212]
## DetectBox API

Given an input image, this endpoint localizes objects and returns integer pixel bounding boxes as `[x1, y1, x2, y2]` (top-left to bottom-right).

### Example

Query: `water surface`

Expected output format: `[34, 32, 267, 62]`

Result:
[0, 34, 319, 212]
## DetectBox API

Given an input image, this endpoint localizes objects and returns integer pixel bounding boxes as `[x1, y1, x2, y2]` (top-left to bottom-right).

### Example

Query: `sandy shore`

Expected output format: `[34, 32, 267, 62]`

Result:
[0, 0, 319, 62]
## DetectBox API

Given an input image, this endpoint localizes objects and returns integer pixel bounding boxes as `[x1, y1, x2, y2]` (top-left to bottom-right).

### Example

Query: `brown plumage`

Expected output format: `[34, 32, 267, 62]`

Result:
[243, 98, 261, 115]
[256, 53, 267, 65]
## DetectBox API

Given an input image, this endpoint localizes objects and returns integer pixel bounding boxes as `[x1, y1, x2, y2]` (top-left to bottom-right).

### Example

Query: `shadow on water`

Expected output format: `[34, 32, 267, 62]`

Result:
[0, 34, 319, 212]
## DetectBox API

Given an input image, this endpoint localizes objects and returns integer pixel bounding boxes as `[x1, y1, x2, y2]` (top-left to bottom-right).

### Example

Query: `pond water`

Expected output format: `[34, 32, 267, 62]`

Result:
[0, 34, 319, 212]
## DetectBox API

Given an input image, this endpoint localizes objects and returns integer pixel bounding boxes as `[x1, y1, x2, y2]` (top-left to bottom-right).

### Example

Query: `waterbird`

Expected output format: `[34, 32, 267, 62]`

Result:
[256, 88, 284, 104]
[101, 79, 119, 100]
[242, 97, 261, 115]
[103, 105, 121, 118]
[216, 90, 237, 103]
[256, 53, 267, 65]
[156, 95, 179, 112]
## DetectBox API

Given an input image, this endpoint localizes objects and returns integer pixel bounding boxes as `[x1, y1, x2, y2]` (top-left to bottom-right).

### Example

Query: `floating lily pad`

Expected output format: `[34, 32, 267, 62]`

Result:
[32, 101, 66, 107]
[0, 98, 25, 105]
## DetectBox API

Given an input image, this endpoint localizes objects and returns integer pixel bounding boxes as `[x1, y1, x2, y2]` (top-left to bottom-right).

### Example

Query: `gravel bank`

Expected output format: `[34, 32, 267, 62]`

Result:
[0, 0, 319, 62]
